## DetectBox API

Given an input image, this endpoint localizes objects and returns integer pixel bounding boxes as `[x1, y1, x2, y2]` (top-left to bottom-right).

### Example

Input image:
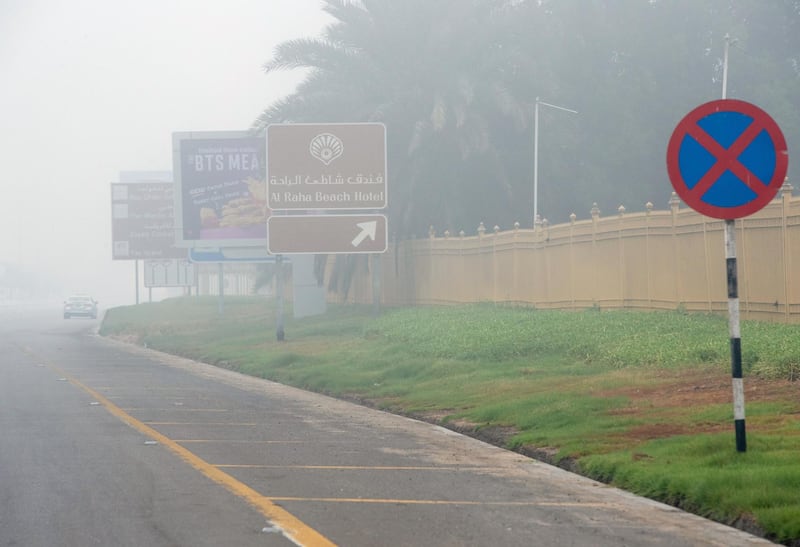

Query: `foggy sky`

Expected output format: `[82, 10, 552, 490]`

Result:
[0, 0, 329, 305]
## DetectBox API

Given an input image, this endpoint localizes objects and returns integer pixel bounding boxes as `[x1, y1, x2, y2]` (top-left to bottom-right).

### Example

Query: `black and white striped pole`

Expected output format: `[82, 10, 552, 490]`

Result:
[722, 34, 746, 452]
[725, 220, 746, 452]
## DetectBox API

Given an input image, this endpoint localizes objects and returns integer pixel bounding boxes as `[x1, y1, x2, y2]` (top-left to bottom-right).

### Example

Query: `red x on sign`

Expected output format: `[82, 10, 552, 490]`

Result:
[666, 99, 789, 219]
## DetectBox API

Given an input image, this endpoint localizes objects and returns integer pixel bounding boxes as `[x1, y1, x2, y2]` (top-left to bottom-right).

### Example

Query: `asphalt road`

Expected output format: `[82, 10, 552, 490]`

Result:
[0, 303, 777, 547]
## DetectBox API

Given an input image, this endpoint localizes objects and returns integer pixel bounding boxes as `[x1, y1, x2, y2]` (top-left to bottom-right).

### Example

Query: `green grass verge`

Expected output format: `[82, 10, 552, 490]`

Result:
[100, 297, 800, 544]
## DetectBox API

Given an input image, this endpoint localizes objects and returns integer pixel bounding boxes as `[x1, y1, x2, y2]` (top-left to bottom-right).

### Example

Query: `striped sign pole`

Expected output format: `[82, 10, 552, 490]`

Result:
[725, 220, 746, 452]
[722, 36, 745, 452]
[668, 36, 787, 453]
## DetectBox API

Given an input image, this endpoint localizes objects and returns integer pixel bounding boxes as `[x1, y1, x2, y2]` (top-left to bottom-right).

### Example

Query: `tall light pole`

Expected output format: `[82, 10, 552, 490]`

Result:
[534, 97, 578, 225]
[721, 33, 737, 99]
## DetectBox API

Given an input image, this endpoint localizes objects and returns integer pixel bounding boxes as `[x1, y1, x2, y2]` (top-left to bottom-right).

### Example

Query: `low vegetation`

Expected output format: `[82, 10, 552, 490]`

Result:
[101, 297, 800, 545]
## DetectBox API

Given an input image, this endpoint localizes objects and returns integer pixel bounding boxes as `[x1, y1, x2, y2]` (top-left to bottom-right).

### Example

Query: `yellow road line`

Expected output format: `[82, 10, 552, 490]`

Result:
[24, 351, 335, 547]
[217, 464, 491, 471]
[144, 421, 257, 426]
[270, 497, 611, 507]
[177, 439, 308, 444]
[108, 387, 209, 392]
[122, 408, 229, 412]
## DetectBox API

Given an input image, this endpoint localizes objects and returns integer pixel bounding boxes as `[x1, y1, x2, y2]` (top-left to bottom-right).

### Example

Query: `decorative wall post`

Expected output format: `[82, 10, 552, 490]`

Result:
[782, 177, 793, 320]
[619, 206, 626, 307]
[542, 218, 551, 305]
[492, 225, 500, 302]
[428, 225, 435, 305]
[645, 202, 653, 307]
[590, 203, 600, 307]
[669, 192, 681, 308]
[459, 229, 466, 304]
[513, 221, 520, 301]
[669, 192, 680, 217]
[569, 213, 576, 307]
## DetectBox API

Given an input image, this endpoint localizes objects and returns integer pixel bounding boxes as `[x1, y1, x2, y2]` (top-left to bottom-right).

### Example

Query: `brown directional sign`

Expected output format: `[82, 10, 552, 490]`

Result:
[267, 123, 386, 210]
[267, 214, 387, 254]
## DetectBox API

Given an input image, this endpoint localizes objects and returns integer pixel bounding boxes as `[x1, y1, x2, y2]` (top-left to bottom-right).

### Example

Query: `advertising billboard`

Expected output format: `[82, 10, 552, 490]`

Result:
[172, 131, 267, 248]
[111, 181, 185, 260]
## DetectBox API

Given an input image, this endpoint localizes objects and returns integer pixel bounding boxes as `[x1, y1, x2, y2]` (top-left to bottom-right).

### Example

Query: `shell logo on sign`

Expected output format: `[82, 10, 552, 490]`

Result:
[309, 133, 344, 165]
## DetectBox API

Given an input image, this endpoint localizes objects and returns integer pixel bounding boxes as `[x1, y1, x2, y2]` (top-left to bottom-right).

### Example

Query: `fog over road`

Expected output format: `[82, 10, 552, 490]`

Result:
[0, 305, 776, 546]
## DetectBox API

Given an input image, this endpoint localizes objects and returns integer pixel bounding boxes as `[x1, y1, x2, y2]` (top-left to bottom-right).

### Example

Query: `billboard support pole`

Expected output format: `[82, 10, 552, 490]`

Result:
[371, 254, 381, 316]
[135, 260, 140, 305]
[217, 263, 225, 314]
[276, 255, 285, 341]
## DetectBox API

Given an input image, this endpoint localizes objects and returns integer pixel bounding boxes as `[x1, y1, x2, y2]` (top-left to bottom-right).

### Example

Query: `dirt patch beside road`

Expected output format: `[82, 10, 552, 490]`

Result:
[414, 367, 798, 465]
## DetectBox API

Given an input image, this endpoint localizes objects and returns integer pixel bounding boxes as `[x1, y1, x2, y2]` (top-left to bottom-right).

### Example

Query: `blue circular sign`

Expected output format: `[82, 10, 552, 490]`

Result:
[667, 99, 789, 219]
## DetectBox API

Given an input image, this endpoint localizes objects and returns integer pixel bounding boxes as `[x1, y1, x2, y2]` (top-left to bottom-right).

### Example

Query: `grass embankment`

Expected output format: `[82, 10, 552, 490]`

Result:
[100, 297, 800, 544]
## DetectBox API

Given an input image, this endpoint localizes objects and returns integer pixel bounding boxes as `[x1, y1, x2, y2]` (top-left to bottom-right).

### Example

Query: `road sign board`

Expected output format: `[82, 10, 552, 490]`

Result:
[267, 214, 387, 254]
[143, 259, 196, 287]
[188, 246, 277, 263]
[111, 181, 186, 260]
[267, 123, 386, 211]
[667, 99, 788, 219]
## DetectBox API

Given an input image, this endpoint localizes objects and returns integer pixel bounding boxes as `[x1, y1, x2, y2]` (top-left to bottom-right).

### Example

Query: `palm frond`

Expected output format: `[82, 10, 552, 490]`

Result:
[263, 38, 359, 74]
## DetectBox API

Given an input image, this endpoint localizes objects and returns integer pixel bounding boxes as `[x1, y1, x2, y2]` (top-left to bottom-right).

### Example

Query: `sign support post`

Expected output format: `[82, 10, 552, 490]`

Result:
[721, 33, 746, 451]
[135, 260, 140, 305]
[371, 254, 381, 317]
[667, 38, 788, 452]
[276, 255, 285, 341]
[725, 220, 746, 451]
[217, 263, 225, 315]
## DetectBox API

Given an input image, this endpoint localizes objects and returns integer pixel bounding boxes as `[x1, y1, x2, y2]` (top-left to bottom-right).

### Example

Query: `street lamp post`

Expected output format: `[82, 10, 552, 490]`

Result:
[534, 97, 578, 225]
[721, 33, 737, 100]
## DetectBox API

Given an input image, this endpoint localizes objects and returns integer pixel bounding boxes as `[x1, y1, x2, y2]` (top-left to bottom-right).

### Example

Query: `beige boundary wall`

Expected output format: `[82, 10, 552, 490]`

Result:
[336, 183, 800, 323]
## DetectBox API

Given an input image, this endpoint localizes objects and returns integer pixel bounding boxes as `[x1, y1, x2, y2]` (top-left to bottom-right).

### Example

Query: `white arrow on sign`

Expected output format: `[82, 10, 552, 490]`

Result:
[351, 221, 378, 247]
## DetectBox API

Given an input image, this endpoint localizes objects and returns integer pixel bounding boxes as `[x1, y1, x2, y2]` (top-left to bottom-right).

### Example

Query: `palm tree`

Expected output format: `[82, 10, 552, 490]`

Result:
[253, 0, 532, 237]
[252, 0, 537, 299]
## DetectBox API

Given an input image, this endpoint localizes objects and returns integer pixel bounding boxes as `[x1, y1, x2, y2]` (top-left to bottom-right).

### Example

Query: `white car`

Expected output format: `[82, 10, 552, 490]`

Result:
[63, 295, 98, 319]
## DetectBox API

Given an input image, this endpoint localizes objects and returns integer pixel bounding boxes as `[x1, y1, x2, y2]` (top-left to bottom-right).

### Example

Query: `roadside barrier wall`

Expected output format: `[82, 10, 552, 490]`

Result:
[334, 183, 800, 323]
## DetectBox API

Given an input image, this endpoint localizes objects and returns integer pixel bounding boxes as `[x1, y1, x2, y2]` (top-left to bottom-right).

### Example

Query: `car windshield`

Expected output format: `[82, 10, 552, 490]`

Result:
[68, 296, 93, 303]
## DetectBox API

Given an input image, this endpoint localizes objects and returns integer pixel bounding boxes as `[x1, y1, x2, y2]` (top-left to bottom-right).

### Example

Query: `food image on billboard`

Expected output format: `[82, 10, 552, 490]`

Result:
[172, 131, 268, 247]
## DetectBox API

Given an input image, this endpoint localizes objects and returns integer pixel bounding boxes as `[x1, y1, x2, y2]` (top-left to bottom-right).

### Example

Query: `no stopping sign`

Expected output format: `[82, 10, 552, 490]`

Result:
[666, 99, 789, 219]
